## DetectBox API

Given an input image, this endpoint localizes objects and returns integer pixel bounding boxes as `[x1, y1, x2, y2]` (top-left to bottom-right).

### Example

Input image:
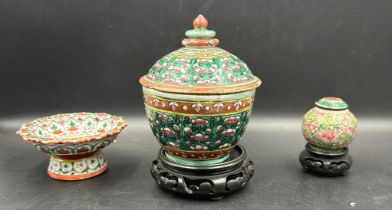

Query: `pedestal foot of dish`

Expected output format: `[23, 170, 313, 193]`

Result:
[151, 145, 254, 200]
[48, 150, 109, 180]
[299, 143, 352, 176]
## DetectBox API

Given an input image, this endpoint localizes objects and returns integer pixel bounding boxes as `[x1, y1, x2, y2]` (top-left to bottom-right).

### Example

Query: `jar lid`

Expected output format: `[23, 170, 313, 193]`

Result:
[315, 97, 349, 110]
[139, 15, 262, 94]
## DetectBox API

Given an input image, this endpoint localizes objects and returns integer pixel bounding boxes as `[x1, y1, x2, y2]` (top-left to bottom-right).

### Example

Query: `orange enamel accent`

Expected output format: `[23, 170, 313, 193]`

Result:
[182, 38, 219, 47]
[144, 94, 253, 115]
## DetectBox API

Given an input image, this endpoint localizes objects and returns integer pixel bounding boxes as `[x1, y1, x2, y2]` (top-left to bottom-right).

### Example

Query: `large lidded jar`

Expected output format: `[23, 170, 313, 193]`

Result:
[139, 15, 262, 165]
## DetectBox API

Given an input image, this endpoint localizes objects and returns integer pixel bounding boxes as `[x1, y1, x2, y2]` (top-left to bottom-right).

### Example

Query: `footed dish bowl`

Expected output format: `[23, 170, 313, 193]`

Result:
[17, 112, 127, 180]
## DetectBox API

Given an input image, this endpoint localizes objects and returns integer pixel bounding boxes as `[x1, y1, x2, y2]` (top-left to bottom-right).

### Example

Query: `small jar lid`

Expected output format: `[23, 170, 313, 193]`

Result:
[315, 97, 349, 110]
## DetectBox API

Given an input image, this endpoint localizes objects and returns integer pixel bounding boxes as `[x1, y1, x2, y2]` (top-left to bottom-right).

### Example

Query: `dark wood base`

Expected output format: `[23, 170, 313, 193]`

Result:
[150, 145, 254, 200]
[299, 143, 353, 176]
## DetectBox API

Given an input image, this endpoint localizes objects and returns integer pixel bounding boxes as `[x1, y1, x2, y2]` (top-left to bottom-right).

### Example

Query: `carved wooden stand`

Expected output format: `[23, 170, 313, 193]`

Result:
[299, 143, 353, 176]
[150, 145, 254, 200]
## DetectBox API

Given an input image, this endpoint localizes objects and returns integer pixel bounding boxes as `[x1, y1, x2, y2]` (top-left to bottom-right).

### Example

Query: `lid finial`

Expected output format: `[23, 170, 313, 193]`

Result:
[182, 14, 219, 47]
[193, 14, 208, 29]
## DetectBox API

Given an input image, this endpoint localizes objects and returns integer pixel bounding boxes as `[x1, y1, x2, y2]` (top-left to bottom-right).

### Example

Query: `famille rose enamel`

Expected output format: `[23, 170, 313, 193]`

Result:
[16, 112, 127, 180]
[302, 97, 357, 153]
[139, 15, 262, 166]
[300, 97, 357, 175]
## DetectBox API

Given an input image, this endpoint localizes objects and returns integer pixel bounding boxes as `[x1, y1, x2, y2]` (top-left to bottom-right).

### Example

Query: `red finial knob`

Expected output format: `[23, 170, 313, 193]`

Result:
[193, 15, 208, 29]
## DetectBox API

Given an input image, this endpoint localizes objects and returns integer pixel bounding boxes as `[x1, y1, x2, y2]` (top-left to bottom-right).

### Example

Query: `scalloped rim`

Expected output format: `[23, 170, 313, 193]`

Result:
[16, 112, 127, 145]
[139, 75, 262, 94]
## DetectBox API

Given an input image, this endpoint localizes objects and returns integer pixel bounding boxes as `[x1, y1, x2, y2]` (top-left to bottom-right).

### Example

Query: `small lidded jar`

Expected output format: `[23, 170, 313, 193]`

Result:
[302, 97, 358, 153]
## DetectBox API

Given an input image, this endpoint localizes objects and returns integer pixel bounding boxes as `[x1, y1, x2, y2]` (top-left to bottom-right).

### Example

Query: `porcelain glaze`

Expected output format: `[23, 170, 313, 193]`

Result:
[302, 97, 357, 152]
[140, 15, 261, 165]
[17, 112, 127, 180]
